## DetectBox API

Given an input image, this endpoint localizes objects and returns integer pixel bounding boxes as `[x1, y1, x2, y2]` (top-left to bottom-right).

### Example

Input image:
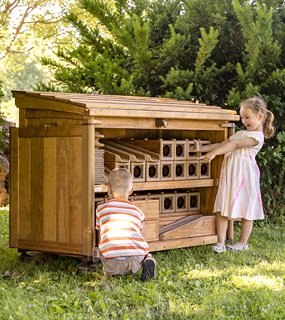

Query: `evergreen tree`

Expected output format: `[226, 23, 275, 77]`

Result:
[37, 0, 285, 219]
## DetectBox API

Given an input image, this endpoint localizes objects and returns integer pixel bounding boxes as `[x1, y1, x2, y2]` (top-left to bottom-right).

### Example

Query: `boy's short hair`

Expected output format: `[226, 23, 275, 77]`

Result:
[107, 168, 133, 196]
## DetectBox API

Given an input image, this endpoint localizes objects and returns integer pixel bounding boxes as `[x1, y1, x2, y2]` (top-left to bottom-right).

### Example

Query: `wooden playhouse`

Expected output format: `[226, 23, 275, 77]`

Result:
[10, 91, 239, 262]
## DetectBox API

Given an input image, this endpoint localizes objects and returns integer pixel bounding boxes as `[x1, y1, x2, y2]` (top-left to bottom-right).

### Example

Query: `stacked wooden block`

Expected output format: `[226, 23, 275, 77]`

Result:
[101, 139, 211, 183]
[94, 132, 105, 184]
[131, 191, 200, 227]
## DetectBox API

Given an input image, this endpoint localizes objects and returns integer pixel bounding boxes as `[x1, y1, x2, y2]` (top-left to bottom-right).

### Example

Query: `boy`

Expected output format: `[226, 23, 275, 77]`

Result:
[96, 168, 156, 280]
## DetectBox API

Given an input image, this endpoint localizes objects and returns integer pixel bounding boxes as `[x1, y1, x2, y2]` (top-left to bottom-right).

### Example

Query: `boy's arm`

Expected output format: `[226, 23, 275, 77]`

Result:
[199, 137, 258, 162]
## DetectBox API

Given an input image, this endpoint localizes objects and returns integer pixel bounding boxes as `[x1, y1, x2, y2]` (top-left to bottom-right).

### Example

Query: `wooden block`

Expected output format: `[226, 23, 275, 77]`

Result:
[161, 193, 175, 213]
[146, 162, 161, 181]
[187, 160, 199, 179]
[159, 215, 216, 240]
[188, 192, 200, 211]
[175, 193, 188, 212]
[174, 161, 187, 180]
[104, 161, 130, 171]
[133, 199, 159, 220]
[187, 140, 199, 160]
[148, 194, 162, 213]
[126, 139, 174, 160]
[115, 139, 160, 162]
[133, 194, 148, 201]
[131, 162, 145, 182]
[174, 140, 187, 160]
[161, 161, 174, 181]
[160, 139, 174, 160]
[141, 221, 159, 241]
[199, 161, 211, 179]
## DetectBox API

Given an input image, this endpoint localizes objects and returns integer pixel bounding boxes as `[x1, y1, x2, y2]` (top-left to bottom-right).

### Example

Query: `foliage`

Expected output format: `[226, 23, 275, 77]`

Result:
[0, 49, 52, 101]
[0, 208, 284, 319]
[36, 0, 285, 219]
[0, 0, 88, 61]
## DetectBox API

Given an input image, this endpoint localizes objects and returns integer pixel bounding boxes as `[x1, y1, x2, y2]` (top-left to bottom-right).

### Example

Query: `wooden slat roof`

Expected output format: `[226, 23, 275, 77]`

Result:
[12, 91, 239, 121]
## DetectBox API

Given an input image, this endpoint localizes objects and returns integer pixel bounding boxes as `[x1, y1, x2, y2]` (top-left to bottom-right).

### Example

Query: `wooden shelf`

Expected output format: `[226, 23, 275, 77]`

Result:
[94, 179, 214, 193]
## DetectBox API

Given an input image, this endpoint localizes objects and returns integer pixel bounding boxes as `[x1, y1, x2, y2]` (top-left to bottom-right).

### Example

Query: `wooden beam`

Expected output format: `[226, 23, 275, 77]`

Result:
[148, 235, 218, 252]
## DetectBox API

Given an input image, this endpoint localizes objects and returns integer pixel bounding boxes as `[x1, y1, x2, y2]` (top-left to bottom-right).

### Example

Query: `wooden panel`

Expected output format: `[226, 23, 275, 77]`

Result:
[43, 138, 57, 241]
[19, 126, 82, 138]
[94, 179, 215, 193]
[9, 128, 19, 247]
[18, 239, 81, 255]
[159, 216, 216, 240]
[18, 137, 32, 239]
[148, 235, 218, 252]
[30, 138, 44, 240]
[15, 95, 88, 115]
[132, 200, 159, 220]
[81, 121, 96, 256]
[95, 117, 236, 130]
[26, 109, 83, 120]
[67, 137, 82, 244]
[56, 137, 71, 242]
[141, 221, 159, 241]
[89, 109, 239, 120]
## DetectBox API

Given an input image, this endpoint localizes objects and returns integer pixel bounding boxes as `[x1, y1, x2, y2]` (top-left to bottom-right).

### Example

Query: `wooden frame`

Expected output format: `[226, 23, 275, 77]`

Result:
[10, 91, 239, 259]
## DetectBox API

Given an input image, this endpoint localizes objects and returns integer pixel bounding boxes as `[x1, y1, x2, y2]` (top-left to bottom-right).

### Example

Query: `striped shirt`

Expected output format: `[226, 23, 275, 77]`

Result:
[96, 199, 149, 258]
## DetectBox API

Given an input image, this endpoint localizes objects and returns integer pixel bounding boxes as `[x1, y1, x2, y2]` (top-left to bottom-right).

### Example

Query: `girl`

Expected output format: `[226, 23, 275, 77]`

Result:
[191, 97, 275, 253]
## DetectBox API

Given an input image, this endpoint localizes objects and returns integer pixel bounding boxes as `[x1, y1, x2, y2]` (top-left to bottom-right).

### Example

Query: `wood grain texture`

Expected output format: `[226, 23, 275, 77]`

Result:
[9, 128, 19, 247]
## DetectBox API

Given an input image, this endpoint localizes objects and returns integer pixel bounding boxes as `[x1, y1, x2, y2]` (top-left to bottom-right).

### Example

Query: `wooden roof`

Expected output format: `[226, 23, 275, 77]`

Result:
[12, 91, 239, 121]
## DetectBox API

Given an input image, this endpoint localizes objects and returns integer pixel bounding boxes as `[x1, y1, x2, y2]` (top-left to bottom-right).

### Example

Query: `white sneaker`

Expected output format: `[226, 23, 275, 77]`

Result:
[211, 242, 226, 253]
[227, 242, 249, 252]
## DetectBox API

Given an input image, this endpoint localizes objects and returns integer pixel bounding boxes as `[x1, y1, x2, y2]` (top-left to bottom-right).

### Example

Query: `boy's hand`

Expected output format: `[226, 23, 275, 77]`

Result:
[198, 151, 216, 163]
[190, 139, 200, 152]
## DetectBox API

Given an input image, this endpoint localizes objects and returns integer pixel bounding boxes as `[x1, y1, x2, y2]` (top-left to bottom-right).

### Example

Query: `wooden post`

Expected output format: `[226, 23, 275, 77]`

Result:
[9, 128, 19, 248]
[81, 118, 101, 259]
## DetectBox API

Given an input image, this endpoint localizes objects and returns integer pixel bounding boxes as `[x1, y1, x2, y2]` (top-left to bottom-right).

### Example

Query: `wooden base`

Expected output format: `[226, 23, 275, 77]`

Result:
[148, 235, 217, 252]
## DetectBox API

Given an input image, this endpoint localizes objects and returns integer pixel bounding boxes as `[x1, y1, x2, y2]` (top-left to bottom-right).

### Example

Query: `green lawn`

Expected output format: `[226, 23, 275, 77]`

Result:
[0, 207, 284, 319]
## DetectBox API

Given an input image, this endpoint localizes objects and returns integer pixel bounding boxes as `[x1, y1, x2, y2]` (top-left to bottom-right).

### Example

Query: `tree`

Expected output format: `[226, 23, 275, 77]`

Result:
[0, 0, 93, 61]
[37, 0, 285, 218]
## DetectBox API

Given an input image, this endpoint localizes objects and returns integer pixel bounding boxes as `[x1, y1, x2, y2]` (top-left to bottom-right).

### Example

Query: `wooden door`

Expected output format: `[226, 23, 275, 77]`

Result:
[9, 126, 87, 256]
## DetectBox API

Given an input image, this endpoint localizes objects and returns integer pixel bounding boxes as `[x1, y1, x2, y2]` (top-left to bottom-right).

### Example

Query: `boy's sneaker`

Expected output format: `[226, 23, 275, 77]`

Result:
[140, 258, 156, 281]
[211, 242, 226, 253]
[227, 242, 249, 252]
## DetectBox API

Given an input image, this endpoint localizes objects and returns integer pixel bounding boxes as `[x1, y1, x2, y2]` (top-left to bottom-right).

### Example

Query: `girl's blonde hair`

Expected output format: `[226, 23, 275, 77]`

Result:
[240, 96, 275, 138]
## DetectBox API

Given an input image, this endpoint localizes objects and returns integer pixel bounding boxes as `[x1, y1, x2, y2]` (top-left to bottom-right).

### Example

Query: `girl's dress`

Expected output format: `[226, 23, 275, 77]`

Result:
[214, 130, 264, 220]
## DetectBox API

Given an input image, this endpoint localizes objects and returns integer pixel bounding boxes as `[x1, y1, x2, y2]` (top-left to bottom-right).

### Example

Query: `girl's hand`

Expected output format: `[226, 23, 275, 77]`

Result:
[199, 151, 216, 163]
[190, 139, 200, 152]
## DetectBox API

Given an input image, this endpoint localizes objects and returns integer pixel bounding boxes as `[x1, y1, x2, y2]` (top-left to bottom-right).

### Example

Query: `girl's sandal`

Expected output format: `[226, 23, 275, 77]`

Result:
[227, 242, 249, 252]
[211, 242, 226, 253]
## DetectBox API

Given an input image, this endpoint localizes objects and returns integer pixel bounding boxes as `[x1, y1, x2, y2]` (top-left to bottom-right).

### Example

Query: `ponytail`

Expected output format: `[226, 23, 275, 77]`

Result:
[263, 110, 275, 139]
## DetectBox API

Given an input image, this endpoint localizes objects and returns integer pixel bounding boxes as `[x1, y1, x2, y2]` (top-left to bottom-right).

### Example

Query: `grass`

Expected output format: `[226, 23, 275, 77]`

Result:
[0, 207, 284, 320]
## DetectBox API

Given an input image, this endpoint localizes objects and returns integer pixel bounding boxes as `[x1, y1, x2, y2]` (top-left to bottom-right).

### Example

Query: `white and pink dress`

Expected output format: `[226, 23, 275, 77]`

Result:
[214, 130, 264, 220]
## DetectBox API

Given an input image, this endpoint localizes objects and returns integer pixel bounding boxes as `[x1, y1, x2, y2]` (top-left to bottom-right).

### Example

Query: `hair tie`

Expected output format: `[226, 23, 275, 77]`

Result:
[266, 109, 268, 113]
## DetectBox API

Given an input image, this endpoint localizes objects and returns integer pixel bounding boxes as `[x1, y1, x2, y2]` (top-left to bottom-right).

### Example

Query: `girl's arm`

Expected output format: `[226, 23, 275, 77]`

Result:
[199, 137, 259, 162]
[190, 138, 230, 153]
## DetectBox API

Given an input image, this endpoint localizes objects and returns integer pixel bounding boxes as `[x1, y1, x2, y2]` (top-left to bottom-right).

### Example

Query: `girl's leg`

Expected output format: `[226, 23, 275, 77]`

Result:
[216, 212, 229, 245]
[239, 219, 253, 245]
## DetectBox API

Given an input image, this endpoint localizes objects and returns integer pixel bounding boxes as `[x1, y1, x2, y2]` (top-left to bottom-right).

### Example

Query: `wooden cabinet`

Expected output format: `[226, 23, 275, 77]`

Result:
[10, 91, 239, 261]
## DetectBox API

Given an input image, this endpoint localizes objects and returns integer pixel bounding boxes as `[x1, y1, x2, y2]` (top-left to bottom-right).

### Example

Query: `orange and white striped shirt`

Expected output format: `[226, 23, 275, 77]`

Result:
[96, 199, 149, 258]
